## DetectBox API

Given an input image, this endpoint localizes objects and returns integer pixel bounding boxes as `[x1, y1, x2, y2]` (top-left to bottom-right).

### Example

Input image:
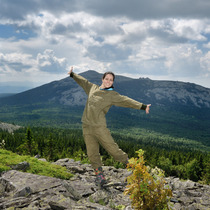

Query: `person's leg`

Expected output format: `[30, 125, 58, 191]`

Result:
[82, 125, 107, 186]
[83, 134, 106, 186]
[95, 127, 128, 164]
[83, 134, 102, 169]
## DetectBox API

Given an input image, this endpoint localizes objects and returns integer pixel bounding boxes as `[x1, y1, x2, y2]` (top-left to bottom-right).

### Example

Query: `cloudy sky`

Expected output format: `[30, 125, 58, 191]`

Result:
[0, 0, 210, 92]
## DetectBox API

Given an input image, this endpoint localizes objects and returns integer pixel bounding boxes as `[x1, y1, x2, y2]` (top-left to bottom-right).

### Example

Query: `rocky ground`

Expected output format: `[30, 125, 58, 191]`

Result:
[0, 158, 209, 209]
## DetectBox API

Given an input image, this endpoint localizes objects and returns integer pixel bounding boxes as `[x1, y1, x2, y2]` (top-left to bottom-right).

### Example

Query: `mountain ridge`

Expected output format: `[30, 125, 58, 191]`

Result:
[0, 70, 209, 109]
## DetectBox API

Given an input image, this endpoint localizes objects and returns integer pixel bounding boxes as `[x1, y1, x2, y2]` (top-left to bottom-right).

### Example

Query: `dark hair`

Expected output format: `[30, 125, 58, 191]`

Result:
[102, 71, 115, 81]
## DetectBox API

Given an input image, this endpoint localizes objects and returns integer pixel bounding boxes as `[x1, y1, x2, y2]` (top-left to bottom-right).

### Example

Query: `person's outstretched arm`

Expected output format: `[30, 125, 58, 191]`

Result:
[111, 92, 151, 114]
[68, 67, 94, 95]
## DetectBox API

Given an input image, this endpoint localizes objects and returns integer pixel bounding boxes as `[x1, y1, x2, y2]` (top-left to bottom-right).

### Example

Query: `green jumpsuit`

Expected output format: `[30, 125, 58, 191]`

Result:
[70, 72, 147, 169]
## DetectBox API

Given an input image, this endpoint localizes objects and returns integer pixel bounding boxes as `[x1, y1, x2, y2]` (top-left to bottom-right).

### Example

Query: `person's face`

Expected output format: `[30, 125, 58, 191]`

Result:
[101, 74, 114, 89]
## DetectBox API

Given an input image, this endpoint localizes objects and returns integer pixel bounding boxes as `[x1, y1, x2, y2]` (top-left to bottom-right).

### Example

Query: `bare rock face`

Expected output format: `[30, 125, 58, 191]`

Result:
[0, 159, 209, 209]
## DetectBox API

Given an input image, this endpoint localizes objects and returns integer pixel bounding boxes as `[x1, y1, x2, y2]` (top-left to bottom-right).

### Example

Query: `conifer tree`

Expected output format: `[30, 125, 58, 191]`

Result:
[17, 127, 37, 155]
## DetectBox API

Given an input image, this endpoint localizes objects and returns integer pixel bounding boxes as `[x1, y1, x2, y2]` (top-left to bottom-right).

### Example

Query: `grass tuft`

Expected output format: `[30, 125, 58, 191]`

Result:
[0, 149, 73, 179]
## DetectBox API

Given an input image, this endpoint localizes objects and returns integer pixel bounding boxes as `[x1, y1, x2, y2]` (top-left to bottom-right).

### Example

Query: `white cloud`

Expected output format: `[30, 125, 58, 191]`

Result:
[37, 49, 67, 73]
[203, 42, 210, 49]
[200, 51, 210, 72]
[164, 45, 203, 76]
[171, 19, 207, 41]
[0, 52, 35, 72]
[0, 0, 210, 89]
[0, 49, 68, 81]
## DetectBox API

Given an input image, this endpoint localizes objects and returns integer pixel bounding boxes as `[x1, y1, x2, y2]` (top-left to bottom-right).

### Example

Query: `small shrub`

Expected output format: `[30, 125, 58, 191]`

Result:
[124, 149, 172, 210]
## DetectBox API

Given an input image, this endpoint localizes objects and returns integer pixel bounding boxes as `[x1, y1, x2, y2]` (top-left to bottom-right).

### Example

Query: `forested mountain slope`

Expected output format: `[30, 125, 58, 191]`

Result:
[0, 70, 209, 148]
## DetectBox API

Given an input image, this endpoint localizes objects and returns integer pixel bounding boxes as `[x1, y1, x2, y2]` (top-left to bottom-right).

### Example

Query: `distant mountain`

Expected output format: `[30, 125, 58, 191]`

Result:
[0, 70, 209, 109]
[0, 86, 32, 94]
[0, 70, 209, 147]
[0, 93, 15, 99]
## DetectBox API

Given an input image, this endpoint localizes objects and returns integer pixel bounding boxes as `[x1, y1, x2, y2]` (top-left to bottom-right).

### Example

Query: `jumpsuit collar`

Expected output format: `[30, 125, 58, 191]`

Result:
[100, 87, 114, 91]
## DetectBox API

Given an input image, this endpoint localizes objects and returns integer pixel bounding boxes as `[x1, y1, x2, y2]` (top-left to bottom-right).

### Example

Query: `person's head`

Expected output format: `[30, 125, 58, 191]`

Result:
[101, 71, 115, 89]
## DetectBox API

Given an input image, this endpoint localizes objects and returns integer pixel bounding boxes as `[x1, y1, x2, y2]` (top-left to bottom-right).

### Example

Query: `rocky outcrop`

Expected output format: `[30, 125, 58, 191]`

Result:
[146, 81, 210, 108]
[0, 122, 21, 133]
[0, 158, 209, 209]
[165, 177, 210, 210]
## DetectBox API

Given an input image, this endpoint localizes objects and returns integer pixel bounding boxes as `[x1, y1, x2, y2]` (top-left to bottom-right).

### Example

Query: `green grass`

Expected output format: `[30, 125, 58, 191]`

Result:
[0, 149, 73, 179]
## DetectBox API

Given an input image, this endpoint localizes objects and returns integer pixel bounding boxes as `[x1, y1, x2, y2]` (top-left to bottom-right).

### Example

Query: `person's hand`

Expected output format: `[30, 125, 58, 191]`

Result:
[146, 104, 151, 114]
[68, 66, 73, 75]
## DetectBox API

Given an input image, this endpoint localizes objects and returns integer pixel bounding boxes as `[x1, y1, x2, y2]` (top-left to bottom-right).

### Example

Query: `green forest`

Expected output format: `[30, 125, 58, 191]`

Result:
[0, 126, 209, 185]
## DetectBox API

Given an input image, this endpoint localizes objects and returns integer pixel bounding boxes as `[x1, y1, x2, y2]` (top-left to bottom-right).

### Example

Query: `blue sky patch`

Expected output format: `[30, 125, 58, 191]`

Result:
[0, 24, 36, 40]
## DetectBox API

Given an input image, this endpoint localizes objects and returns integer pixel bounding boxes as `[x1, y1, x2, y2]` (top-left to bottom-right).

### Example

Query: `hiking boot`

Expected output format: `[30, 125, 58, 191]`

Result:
[123, 158, 129, 168]
[95, 167, 106, 187]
